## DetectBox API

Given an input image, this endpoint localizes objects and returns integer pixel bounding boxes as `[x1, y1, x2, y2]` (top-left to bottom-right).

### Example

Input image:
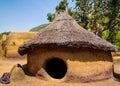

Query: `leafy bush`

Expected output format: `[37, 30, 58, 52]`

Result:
[114, 42, 120, 52]
[116, 32, 120, 40]
[102, 31, 120, 52]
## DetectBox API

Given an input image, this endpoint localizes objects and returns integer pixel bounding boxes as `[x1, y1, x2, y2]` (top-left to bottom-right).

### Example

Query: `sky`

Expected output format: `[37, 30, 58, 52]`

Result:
[0, 0, 74, 33]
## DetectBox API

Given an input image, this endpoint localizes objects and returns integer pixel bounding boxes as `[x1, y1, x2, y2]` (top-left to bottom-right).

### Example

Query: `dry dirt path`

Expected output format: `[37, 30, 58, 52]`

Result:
[0, 57, 120, 86]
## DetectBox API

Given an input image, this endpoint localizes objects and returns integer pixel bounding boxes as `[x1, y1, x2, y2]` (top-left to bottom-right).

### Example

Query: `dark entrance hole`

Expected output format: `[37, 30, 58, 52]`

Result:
[45, 58, 67, 79]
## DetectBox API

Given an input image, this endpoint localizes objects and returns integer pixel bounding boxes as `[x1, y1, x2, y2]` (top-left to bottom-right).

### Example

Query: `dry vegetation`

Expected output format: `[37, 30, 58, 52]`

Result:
[1, 32, 37, 58]
[0, 56, 120, 86]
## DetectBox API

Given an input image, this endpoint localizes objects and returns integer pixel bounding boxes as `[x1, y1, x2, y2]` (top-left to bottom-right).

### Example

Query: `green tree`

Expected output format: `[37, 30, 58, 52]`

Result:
[105, 0, 120, 43]
[47, 13, 55, 22]
[47, 0, 71, 22]
[56, 0, 68, 11]
[47, 0, 120, 44]
[73, 0, 120, 39]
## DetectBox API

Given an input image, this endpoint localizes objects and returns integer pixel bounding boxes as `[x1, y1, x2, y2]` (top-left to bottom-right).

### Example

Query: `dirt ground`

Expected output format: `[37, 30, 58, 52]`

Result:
[0, 56, 120, 86]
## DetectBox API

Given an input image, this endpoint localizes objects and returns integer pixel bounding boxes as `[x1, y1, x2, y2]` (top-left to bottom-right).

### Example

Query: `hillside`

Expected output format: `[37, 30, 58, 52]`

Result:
[30, 24, 49, 32]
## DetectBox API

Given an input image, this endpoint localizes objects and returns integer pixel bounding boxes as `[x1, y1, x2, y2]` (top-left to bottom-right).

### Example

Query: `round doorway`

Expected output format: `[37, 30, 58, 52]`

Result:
[45, 58, 67, 79]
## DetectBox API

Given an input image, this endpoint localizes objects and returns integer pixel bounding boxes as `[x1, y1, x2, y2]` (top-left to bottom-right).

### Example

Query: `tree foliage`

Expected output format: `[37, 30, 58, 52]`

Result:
[47, 0, 72, 22]
[73, 0, 120, 40]
[47, 13, 55, 22]
[47, 0, 120, 44]
[56, 0, 68, 11]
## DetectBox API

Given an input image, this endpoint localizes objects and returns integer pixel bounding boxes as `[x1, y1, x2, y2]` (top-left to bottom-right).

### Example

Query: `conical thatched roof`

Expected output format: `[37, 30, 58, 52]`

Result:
[18, 10, 117, 55]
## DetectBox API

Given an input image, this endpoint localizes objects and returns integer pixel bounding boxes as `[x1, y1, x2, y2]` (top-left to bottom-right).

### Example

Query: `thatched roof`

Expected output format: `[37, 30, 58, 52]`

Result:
[18, 10, 117, 55]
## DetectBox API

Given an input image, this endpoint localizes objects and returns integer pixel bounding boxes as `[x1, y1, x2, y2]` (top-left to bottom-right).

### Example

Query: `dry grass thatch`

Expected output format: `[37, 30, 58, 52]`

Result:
[18, 10, 117, 55]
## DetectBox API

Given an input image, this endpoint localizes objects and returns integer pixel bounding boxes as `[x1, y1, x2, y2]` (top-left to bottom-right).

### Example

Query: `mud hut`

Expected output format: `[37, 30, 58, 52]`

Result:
[18, 10, 117, 82]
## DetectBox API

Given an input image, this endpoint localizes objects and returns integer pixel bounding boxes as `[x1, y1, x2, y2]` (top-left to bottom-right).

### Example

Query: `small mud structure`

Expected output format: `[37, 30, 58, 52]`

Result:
[18, 10, 117, 82]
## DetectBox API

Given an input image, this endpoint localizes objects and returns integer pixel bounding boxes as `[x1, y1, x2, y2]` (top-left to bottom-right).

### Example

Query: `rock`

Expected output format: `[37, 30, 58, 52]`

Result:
[10, 64, 25, 81]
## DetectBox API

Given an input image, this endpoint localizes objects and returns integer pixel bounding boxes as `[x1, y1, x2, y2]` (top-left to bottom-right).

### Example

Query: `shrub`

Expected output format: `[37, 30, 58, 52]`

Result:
[114, 42, 120, 52]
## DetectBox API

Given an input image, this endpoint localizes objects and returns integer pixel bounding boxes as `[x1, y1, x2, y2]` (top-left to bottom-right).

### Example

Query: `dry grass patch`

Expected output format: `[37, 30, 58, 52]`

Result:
[1, 32, 37, 58]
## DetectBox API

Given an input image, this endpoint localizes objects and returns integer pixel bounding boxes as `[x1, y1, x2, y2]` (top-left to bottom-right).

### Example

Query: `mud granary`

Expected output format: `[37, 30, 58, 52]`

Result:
[18, 10, 117, 82]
